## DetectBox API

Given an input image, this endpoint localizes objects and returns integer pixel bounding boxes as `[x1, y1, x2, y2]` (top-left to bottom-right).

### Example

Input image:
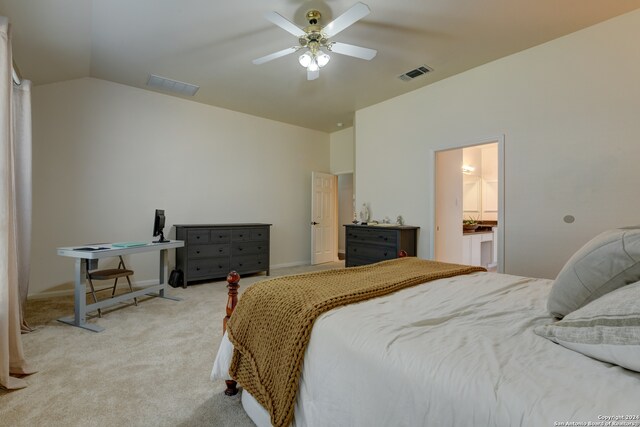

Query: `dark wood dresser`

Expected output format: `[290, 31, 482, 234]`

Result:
[175, 223, 271, 285]
[344, 224, 419, 267]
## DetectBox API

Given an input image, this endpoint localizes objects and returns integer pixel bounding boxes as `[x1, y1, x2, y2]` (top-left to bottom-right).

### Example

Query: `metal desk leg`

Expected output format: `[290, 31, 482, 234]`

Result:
[58, 258, 104, 332]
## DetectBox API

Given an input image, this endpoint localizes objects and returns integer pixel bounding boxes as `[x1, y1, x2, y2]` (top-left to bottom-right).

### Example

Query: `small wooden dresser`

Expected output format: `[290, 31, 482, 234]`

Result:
[175, 223, 271, 285]
[344, 224, 419, 267]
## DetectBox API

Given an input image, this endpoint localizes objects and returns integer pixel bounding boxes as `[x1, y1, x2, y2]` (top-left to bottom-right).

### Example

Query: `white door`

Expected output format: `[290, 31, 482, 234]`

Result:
[311, 172, 337, 265]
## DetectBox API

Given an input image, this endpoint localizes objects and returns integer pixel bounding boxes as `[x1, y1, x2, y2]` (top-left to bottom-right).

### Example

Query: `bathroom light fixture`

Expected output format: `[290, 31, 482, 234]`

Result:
[462, 165, 475, 174]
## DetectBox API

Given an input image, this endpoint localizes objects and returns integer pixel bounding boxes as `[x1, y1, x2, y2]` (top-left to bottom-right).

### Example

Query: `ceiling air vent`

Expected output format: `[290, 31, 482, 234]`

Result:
[146, 74, 200, 96]
[398, 65, 432, 82]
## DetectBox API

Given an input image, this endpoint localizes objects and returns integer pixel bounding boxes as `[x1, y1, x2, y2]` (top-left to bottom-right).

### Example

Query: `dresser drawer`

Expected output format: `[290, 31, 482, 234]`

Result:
[347, 228, 397, 245]
[187, 230, 210, 244]
[347, 243, 397, 261]
[188, 244, 229, 258]
[210, 230, 231, 243]
[345, 255, 371, 267]
[188, 257, 230, 278]
[232, 229, 252, 241]
[250, 228, 268, 241]
[232, 241, 268, 256]
[231, 254, 268, 272]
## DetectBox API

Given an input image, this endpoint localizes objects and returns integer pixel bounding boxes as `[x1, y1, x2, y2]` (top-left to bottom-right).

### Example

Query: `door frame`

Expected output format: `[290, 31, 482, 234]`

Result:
[428, 135, 505, 273]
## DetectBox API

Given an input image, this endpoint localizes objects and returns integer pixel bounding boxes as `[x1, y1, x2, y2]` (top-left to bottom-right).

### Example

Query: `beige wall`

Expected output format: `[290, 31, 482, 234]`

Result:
[329, 127, 354, 174]
[31, 78, 329, 296]
[355, 10, 640, 279]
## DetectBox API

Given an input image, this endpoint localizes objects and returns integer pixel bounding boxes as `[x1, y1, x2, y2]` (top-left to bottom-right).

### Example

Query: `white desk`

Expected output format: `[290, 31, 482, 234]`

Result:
[57, 240, 184, 332]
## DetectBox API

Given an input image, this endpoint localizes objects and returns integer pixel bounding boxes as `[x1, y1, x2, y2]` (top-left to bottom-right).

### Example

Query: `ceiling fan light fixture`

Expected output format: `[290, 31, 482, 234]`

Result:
[317, 52, 330, 68]
[299, 51, 313, 68]
[308, 58, 319, 72]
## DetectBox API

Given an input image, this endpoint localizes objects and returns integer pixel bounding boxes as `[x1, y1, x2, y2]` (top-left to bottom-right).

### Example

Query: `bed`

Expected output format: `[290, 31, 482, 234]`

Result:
[211, 229, 640, 427]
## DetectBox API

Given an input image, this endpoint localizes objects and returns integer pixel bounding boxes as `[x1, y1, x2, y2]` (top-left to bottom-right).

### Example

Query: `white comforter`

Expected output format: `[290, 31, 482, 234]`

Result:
[212, 271, 640, 426]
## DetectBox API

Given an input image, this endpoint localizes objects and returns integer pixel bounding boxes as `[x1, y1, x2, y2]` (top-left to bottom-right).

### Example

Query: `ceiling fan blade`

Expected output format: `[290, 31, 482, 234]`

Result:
[328, 42, 377, 60]
[307, 68, 320, 81]
[322, 2, 371, 38]
[252, 47, 300, 65]
[265, 11, 305, 37]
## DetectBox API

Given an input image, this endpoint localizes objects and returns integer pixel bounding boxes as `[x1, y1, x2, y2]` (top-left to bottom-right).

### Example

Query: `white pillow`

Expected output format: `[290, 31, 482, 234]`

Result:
[547, 227, 640, 318]
[535, 281, 640, 372]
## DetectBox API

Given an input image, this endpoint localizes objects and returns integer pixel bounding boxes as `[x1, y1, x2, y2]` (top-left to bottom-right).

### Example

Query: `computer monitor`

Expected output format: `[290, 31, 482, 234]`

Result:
[152, 209, 168, 243]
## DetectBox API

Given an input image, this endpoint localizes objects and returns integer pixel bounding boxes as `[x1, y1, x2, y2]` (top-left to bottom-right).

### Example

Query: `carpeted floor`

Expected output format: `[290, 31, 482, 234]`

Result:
[0, 262, 343, 427]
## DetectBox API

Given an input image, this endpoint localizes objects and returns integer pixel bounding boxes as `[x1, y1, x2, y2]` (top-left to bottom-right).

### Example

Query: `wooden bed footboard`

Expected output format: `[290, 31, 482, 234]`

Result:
[223, 271, 240, 396]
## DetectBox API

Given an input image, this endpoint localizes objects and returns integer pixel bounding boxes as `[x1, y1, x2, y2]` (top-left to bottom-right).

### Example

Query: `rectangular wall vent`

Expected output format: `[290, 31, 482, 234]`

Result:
[398, 65, 433, 82]
[146, 74, 199, 96]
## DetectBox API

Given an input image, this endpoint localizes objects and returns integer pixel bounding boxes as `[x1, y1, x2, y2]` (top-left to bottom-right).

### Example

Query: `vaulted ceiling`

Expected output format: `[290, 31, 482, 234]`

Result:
[2, 0, 639, 132]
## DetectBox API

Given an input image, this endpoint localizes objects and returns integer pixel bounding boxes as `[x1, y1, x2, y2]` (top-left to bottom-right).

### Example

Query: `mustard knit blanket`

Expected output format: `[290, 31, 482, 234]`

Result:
[226, 257, 485, 427]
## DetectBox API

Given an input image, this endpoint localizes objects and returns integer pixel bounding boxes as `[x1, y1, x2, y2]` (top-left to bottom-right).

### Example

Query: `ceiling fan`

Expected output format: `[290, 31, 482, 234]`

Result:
[252, 2, 377, 80]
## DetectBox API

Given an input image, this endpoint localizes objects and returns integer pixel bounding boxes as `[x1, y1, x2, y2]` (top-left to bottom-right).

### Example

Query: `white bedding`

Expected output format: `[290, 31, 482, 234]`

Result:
[212, 271, 640, 426]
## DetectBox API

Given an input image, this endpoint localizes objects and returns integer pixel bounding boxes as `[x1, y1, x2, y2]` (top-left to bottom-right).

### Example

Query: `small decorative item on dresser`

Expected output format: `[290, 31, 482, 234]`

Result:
[352, 212, 359, 224]
[396, 215, 405, 226]
[359, 203, 370, 224]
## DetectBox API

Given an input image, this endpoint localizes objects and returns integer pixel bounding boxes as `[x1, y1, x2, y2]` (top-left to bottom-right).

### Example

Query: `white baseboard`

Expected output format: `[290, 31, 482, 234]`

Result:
[270, 259, 344, 269]
[270, 261, 310, 269]
[28, 289, 75, 299]
[27, 279, 160, 300]
[28, 260, 345, 299]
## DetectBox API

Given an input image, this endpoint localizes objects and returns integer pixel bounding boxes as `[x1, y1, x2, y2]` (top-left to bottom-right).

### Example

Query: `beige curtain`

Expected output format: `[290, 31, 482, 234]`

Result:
[0, 16, 35, 390]
[13, 66, 32, 333]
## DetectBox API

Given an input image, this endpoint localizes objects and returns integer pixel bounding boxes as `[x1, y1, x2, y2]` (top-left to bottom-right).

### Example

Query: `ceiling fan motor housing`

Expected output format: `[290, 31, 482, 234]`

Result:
[306, 10, 321, 25]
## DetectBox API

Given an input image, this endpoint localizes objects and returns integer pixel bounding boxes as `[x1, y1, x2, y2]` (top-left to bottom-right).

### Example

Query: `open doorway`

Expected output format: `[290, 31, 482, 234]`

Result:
[433, 137, 504, 272]
[337, 173, 354, 260]
[310, 172, 353, 265]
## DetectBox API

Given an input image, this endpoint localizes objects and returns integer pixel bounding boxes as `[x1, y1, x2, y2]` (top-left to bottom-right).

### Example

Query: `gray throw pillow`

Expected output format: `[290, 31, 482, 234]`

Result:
[547, 227, 640, 318]
[535, 280, 640, 372]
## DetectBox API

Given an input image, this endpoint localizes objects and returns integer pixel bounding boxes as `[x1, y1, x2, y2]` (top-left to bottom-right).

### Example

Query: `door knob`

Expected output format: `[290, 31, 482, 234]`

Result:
[311, 221, 319, 225]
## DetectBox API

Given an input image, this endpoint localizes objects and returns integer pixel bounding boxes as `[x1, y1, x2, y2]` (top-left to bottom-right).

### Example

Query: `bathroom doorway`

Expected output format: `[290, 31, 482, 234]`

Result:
[433, 137, 504, 272]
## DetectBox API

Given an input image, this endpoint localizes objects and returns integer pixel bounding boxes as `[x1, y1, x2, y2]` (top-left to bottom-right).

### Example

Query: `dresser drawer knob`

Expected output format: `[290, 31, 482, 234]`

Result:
[196, 267, 200, 271]
[196, 250, 200, 254]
